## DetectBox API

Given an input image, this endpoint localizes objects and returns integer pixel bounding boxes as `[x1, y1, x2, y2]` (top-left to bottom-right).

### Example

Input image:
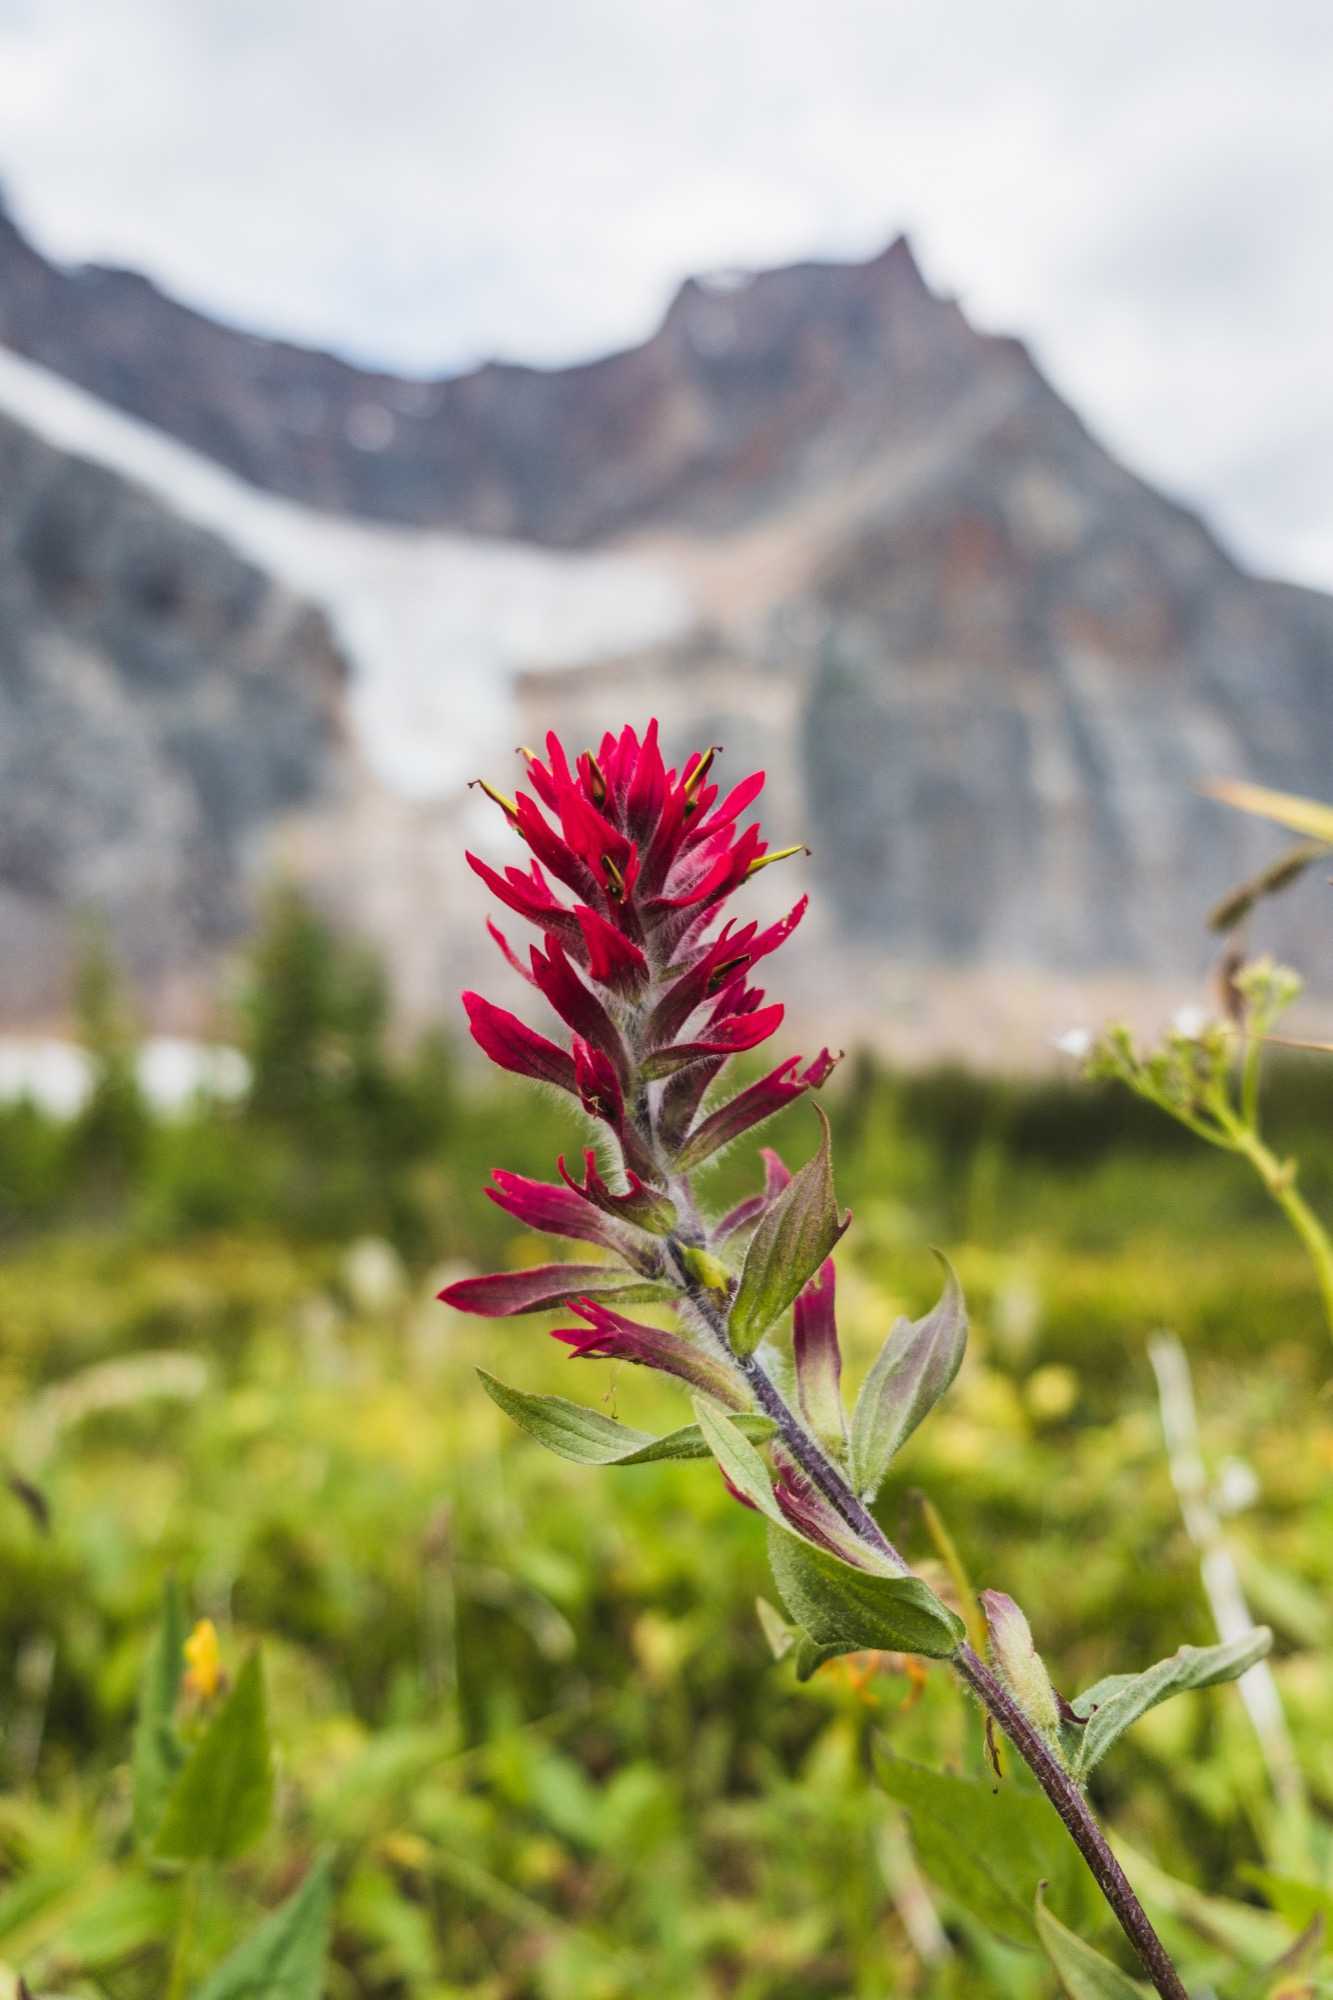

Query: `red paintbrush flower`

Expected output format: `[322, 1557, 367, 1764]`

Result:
[444, 721, 843, 1404]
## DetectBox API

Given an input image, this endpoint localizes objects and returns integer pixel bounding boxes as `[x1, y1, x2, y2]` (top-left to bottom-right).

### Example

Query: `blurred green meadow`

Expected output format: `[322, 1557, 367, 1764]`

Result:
[2, 899, 1332, 1997]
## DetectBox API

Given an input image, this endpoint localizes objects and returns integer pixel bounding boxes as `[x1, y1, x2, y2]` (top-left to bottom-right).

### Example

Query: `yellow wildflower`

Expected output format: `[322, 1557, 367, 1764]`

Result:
[182, 1618, 223, 1701]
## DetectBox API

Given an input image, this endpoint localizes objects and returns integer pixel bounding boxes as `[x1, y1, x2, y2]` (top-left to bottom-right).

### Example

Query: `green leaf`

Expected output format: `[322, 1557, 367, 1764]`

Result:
[192, 1855, 333, 2000]
[690, 1398, 963, 1661]
[792, 1631, 858, 1682]
[132, 1576, 187, 1850]
[1035, 1886, 1148, 1997]
[1069, 1628, 1272, 1778]
[690, 1395, 788, 1526]
[728, 1109, 848, 1355]
[849, 1256, 967, 1502]
[155, 1651, 274, 1863]
[766, 1526, 964, 1659]
[874, 1753, 1100, 1946]
[480, 1370, 774, 1465]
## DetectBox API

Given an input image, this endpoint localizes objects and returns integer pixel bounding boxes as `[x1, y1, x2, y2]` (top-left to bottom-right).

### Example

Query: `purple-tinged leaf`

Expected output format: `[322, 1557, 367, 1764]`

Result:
[849, 1256, 967, 1501]
[727, 1110, 849, 1356]
[793, 1259, 847, 1455]
[770, 1448, 874, 1569]
[557, 1301, 748, 1405]
[440, 1265, 675, 1318]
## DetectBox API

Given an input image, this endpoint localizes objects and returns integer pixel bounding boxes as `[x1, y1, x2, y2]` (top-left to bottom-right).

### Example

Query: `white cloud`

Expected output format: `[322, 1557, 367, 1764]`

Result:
[2, 0, 1332, 583]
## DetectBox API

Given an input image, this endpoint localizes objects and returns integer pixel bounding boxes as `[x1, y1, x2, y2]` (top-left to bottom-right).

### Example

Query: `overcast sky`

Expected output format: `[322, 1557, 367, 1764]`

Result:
[2, 0, 1331, 586]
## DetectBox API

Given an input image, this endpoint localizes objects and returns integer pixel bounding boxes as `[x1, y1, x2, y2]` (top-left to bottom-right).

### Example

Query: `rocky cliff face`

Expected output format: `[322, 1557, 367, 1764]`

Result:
[0, 193, 1009, 545]
[516, 348, 1333, 983]
[0, 406, 351, 1019]
[3, 188, 1331, 1026]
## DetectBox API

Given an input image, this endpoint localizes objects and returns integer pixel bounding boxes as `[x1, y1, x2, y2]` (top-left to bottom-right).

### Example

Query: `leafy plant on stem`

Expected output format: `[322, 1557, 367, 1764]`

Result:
[1087, 975, 1333, 1347]
[442, 721, 1274, 1999]
[9, 1584, 334, 2000]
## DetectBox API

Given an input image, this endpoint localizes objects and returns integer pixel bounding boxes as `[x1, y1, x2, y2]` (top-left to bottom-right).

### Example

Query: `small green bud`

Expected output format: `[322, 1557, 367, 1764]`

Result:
[980, 1589, 1063, 1749]
[680, 1245, 733, 1295]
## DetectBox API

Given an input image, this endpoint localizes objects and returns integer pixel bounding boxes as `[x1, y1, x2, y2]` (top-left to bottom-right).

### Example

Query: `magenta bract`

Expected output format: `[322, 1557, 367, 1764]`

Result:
[448, 720, 838, 1396]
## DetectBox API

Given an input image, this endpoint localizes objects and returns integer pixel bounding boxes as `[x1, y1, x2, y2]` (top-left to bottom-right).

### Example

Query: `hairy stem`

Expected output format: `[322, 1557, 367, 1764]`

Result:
[670, 1251, 1189, 1999]
[667, 1240, 909, 1566]
[737, 1347, 912, 1575]
[952, 1646, 1190, 2000]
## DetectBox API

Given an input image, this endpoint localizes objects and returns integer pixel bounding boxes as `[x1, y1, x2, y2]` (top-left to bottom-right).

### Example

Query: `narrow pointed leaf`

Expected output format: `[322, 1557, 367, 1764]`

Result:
[193, 1856, 334, 2000]
[1036, 1887, 1149, 1997]
[792, 1631, 867, 1682]
[482, 1371, 773, 1465]
[154, 1651, 273, 1863]
[193, 1855, 333, 2000]
[441, 1265, 676, 1317]
[1202, 778, 1333, 844]
[793, 1260, 848, 1455]
[691, 1394, 788, 1526]
[132, 1577, 187, 1851]
[850, 1256, 967, 1500]
[728, 1109, 848, 1355]
[1070, 1628, 1272, 1778]
[766, 1526, 964, 1659]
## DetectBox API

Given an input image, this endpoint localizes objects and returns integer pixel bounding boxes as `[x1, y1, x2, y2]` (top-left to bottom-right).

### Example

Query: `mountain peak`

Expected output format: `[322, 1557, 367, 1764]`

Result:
[0, 200, 993, 542]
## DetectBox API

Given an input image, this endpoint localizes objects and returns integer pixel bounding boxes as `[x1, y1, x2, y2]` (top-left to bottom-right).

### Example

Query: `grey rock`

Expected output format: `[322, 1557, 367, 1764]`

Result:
[0, 407, 350, 1017]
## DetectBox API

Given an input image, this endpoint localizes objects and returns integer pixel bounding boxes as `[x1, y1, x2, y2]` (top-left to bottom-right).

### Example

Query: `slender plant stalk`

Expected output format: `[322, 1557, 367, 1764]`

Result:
[668, 1094, 1190, 1996]
[1211, 1102, 1333, 1342]
[952, 1647, 1189, 2000]
[672, 1249, 1190, 2000]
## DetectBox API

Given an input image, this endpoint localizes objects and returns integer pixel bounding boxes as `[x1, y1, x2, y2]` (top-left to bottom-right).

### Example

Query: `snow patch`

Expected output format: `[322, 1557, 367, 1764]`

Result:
[0, 346, 694, 800]
[0, 1037, 251, 1116]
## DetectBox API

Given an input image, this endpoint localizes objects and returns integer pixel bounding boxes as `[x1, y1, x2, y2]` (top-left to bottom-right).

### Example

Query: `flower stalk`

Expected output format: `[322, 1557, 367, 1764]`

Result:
[670, 1240, 1188, 1998]
[1091, 961, 1333, 1346]
[444, 722, 1263, 1999]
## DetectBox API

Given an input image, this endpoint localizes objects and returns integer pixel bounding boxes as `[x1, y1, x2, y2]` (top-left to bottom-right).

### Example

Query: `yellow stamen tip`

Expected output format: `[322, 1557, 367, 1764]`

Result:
[745, 843, 808, 877]
[683, 745, 722, 798]
[470, 778, 519, 820]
